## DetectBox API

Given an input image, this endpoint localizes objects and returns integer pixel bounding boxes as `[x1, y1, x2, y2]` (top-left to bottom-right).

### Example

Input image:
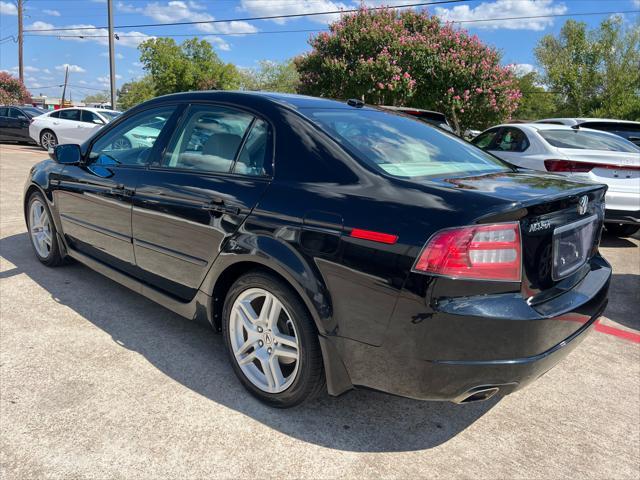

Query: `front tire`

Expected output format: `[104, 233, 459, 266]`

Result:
[605, 223, 640, 237]
[26, 192, 65, 266]
[222, 271, 325, 408]
[40, 130, 57, 150]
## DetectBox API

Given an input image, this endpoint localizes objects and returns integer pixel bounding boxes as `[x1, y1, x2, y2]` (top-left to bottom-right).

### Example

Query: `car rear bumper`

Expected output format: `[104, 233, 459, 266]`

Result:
[324, 257, 610, 402]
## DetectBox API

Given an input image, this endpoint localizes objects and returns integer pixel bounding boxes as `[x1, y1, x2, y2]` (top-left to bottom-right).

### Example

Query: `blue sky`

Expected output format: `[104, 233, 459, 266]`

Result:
[1, 0, 639, 100]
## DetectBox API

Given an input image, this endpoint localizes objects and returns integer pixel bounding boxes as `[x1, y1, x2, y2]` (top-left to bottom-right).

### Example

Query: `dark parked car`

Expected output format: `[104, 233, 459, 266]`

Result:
[24, 92, 611, 407]
[0, 105, 46, 144]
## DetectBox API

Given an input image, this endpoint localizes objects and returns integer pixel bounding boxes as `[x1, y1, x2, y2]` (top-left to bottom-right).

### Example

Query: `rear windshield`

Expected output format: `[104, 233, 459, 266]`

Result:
[304, 109, 510, 178]
[539, 129, 640, 153]
[21, 107, 45, 117]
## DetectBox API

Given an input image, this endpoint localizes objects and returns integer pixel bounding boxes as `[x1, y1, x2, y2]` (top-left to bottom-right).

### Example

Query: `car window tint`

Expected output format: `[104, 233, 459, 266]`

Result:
[307, 109, 510, 178]
[163, 105, 254, 173]
[539, 129, 640, 153]
[59, 109, 80, 121]
[49, 111, 61, 119]
[81, 110, 103, 124]
[0, 108, 7, 117]
[472, 129, 499, 149]
[8, 108, 25, 119]
[494, 128, 529, 152]
[233, 119, 271, 176]
[89, 106, 176, 166]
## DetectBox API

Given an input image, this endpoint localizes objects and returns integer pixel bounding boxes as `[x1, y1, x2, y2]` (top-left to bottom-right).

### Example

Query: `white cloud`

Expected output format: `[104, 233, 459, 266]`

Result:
[43, 9, 61, 16]
[0, 1, 17, 15]
[56, 64, 86, 73]
[116, 1, 141, 13]
[100, 51, 124, 59]
[511, 63, 537, 76]
[435, 0, 568, 31]
[24, 66, 40, 73]
[42, 68, 51, 74]
[27, 21, 153, 48]
[240, 0, 350, 24]
[143, 1, 258, 35]
[634, 0, 640, 7]
[97, 75, 122, 83]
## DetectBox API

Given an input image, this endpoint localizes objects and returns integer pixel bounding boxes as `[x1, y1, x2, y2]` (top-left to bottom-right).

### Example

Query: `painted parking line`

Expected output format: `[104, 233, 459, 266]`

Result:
[595, 321, 640, 344]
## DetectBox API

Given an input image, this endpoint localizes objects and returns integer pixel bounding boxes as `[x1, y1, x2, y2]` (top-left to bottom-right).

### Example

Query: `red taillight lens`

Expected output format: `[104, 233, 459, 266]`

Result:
[413, 223, 522, 281]
[544, 159, 594, 173]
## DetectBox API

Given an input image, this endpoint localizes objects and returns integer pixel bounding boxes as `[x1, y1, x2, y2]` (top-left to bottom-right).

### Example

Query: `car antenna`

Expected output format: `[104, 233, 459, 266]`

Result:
[347, 98, 365, 108]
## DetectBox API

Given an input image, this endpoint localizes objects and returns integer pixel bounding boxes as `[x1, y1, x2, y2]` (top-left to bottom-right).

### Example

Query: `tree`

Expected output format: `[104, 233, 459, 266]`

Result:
[0, 72, 31, 105]
[117, 76, 156, 111]
[138, 37, 241, 96]
[295, 7, 520, 134]
[513, 71, 557, 120]
[240, 60, 300, 93]
[535, 17, 640, 120]
[82, 92, 109, 104]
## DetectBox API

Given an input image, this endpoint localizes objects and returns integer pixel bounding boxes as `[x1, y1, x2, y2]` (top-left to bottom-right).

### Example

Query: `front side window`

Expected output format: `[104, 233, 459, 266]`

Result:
[472, 129, 499, 149]
[162, 105, 254, 173]
[59, 109, 80, 121]
[89, 106, 176, 166]
[8, 108, 27, 119]
[81, 110, 104, 124]
[493, 127, 529, 152]
[307, 109, 510, 178]
[539, 129, 640, 153]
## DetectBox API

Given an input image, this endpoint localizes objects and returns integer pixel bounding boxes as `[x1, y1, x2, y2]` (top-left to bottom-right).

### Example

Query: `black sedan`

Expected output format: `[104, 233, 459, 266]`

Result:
[0, 105, 46, 144]
[23, 92, 610, 407]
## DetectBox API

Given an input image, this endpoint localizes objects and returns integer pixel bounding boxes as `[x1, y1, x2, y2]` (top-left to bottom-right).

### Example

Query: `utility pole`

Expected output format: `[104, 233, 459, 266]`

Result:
[60, 65, 69, 107]
[17, 0, 24, 83]
[107, 0, 117, 109]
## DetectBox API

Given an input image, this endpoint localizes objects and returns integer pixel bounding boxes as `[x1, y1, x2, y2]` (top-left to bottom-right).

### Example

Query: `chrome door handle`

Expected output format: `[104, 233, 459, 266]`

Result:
[202, 199, 240, 215]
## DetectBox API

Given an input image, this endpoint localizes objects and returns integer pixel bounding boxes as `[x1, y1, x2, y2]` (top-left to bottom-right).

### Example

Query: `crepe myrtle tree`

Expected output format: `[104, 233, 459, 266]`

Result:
[0, 72, 31, 105]
[295, 7, 521, 134]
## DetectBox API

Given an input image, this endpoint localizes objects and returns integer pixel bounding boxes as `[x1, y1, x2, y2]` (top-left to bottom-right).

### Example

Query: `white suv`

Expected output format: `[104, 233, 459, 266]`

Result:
[29, 107, 121, 150]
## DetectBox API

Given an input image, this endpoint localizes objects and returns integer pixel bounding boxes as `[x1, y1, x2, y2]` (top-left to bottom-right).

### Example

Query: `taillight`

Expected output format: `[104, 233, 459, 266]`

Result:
[545, 159, 640, 172]
[413, 223, 522, 281]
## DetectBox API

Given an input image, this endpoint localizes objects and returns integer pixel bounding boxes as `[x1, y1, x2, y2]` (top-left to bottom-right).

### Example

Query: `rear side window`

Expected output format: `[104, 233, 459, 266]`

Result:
[8, 108, 26, 119]
[539, 129, 640, 153]
[59, 109, 80, 121]
[163, 105, 256, 174]
[49, 111, 61, 119]
[0, 108, 7, 117]
[306, 109, 510, 178]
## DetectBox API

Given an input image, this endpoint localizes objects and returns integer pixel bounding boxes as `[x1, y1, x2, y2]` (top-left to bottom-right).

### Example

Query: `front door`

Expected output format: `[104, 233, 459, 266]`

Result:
[56, 105, 178, 271]
[132, 103, 273, 300]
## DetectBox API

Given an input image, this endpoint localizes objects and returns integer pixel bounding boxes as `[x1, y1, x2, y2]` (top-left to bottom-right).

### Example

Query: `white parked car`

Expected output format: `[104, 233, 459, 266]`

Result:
[472, 123, 640, 237]
[534, 118, 640, 147]
[29, 107, 121, 150]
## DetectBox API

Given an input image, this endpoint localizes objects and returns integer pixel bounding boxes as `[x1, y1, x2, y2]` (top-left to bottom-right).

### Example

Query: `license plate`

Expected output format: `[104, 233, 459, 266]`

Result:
[552, 215, 597, 280]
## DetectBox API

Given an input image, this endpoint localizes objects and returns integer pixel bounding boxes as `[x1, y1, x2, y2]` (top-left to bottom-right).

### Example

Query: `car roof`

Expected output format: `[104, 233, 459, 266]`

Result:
[147, 90, 377, 111]
[485, 123, 632, 141]
[535, 117, 639, 126]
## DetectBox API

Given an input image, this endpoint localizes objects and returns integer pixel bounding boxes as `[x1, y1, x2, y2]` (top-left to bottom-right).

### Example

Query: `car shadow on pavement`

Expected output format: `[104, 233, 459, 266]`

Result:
[600, 232, 638, 249]
[0, 232, 497, 453]
[604, 273, 640, 331]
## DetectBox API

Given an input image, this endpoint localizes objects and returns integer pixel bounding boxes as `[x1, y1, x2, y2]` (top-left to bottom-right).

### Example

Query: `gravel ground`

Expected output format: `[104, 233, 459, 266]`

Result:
[1, 144, 639, 480]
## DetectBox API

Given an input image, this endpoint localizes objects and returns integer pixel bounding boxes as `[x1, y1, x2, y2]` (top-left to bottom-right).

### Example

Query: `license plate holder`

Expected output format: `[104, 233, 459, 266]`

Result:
[552, 215, 597, 280]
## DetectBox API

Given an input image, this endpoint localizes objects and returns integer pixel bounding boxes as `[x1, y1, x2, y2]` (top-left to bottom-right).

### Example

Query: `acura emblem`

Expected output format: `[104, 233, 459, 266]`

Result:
[577, 195, 589, 215]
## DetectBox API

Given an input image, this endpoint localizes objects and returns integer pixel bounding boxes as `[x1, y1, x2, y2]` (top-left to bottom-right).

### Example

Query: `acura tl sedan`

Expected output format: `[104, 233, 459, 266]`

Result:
[24, 92, 611, 407]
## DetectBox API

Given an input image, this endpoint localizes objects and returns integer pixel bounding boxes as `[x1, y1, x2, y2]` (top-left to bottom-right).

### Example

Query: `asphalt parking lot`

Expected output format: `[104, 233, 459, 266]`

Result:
[1, 143, 639, 479]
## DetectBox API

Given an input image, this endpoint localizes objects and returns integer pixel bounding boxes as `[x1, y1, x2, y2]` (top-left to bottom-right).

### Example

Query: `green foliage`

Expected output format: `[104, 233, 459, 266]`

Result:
[0, 72, 31, 105]
[535, 17, 640, 120]
[138, 37, 241, 96]
[513, 72, 557, 120]
[239, 60, 300, 93]
[82, 92, 109, 104]
[117, 76, 156, 111]
[295, 7, 520, 134]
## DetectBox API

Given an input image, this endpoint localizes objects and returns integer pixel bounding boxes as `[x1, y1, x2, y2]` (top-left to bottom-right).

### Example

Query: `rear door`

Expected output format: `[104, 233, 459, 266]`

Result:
[132, 103, 273, 300]
[55, 109, 83, 144]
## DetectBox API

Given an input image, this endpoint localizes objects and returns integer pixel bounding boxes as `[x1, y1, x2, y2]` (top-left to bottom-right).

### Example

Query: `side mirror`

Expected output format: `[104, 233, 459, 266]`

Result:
[50, 144, 82, 165]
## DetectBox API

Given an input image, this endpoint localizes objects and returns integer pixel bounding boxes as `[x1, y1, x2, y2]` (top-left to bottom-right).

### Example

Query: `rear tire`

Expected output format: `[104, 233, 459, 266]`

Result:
[605, 223, 640, 237]
[26, 191, 65, 267]
[222, 271, 325, 408]
[40, 130, 57, 150]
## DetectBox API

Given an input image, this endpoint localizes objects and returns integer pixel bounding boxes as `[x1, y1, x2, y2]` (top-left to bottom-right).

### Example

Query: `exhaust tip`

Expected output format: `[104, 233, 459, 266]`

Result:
[458, 386, 500, 404]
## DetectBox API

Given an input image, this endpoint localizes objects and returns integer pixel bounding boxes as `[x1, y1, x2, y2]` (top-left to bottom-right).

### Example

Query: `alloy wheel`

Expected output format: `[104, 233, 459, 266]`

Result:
[229, 288, 300, 393]
[29, 199, 53, 258]
[41, 131, 57, 150]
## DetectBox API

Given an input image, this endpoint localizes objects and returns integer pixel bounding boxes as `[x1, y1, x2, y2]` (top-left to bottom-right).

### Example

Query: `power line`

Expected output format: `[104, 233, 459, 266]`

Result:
[23, 0, 471, 32]
[23, 9, 640, 39]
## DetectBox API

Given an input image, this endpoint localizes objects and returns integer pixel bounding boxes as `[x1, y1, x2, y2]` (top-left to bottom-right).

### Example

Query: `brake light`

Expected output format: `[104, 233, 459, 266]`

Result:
[545, 159, 640, 172]
[413, 223, 521, 281]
